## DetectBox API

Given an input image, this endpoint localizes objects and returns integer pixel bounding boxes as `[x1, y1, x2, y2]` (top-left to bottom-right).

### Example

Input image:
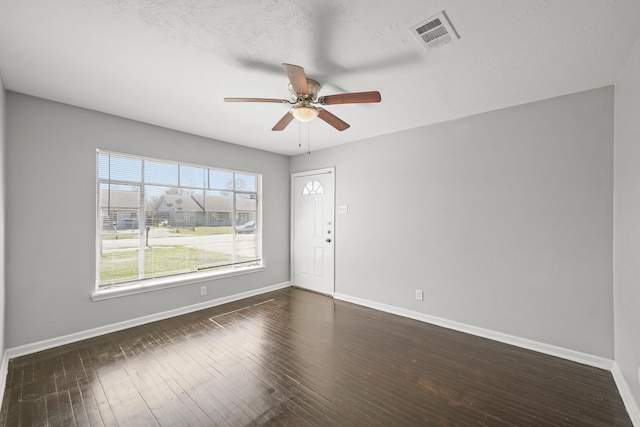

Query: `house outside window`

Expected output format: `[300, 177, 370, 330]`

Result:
[96, 150, 261, 290]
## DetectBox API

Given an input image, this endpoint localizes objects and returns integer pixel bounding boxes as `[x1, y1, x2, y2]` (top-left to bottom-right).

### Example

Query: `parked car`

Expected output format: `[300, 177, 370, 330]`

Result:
[236, 220, 255, 234]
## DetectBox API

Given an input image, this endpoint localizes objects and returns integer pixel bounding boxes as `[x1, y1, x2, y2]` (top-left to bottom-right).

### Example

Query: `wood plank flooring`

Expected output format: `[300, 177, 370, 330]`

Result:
[0, 287, 632, 426]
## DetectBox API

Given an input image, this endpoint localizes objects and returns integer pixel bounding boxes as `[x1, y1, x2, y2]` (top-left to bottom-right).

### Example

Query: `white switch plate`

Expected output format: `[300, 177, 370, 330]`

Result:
[338, 205, 348, 214]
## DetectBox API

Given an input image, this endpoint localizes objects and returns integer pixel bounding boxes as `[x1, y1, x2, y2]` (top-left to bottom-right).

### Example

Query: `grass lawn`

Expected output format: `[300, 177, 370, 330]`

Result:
[101, 226, 233, 241]
[163, 226, 233, 236]
[100, 245, 234, 284]
[101, 232, 139, 241]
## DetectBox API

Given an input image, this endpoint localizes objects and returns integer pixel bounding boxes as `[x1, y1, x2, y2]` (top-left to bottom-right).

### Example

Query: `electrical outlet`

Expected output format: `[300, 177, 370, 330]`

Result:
[637, 367, 640, 384]
[200, 286, 207, 296]
[415, 289, 423, 301]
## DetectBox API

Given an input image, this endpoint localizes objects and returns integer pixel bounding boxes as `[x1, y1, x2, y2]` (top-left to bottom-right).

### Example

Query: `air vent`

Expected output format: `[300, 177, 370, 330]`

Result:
[410, 11, 459, 51]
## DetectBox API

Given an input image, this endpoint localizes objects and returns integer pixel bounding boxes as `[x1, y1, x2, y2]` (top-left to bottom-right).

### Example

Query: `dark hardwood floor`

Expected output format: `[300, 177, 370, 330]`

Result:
[0, 287, 632, 426]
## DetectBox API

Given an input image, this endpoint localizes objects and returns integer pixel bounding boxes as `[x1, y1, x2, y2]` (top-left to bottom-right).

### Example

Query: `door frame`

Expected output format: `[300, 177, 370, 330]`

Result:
[290, 167, 336, 295]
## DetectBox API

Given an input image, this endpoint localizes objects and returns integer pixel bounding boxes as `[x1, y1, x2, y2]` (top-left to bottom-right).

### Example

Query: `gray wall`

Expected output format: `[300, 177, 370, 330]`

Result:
[2, 83, 620, 364]
[0, 74, 5, 356]
[5, 92, 290, 348]
[291, 87, 614, 358]
[614, 33, 640, 409]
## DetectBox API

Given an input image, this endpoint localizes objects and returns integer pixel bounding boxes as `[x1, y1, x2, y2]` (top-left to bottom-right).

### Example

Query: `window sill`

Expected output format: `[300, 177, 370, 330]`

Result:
[91, 265, 266, 301]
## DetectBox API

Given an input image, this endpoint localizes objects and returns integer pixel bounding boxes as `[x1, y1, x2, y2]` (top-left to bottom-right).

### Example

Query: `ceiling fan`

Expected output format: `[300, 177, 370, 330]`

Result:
[224, 63, 381, 131]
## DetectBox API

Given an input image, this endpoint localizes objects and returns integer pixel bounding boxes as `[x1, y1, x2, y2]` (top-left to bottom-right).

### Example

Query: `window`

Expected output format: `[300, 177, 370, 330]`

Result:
[302, 180, 324, 195]
[96, 150, 261, 291]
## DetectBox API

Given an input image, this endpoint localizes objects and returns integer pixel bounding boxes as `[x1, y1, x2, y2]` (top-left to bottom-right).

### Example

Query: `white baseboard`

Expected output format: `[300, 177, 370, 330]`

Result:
[0, 350, 8, 412]
[334, 293, 614, 371]
[612, 363, 640, 426]
[6, 282, 290, 359]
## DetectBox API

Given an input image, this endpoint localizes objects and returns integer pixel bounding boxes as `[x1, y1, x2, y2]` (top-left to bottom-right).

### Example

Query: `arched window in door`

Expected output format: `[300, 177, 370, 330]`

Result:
[302, 180, 325, 195]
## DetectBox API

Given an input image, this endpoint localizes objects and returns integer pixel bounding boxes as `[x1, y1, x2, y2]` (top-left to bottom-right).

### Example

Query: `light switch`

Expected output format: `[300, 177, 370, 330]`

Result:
[338, 205, 348, 214]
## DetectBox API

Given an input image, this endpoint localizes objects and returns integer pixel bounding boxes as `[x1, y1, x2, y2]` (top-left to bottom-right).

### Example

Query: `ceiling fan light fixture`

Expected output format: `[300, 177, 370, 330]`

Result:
[292, 105, 319, 122]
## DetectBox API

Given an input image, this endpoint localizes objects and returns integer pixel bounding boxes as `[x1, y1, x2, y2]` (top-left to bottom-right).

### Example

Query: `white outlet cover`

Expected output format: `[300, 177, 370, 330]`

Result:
[338, 205, 348, 214]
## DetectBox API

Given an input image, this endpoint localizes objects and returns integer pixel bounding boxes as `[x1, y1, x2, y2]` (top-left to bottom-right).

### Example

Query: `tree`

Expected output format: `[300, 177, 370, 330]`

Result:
[221, 177, 247, 196]
[174, 198, 183, 232]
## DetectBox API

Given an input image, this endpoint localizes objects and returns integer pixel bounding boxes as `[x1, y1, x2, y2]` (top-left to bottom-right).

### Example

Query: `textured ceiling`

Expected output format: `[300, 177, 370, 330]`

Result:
[1, 0, 639, 155]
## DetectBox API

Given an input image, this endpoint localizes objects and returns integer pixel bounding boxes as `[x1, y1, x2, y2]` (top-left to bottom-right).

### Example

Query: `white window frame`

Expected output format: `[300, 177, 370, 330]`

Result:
[93, 150, 263, 300]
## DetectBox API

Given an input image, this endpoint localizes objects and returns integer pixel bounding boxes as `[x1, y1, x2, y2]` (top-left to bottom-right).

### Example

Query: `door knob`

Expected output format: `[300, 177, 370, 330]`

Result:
[326, 238, 331, 243]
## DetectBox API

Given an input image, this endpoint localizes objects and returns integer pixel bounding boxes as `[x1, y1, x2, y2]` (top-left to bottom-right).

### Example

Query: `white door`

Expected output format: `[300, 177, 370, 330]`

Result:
[292, 168, 335, 295]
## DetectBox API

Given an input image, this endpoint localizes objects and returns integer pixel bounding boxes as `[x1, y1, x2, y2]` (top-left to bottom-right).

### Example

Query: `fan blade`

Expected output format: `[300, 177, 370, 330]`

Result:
[272, 111, 295, 131]
[318, 108, 350, 131]
[318, 91, 381, 105]
[224, 97, 290, 103]
[282, 63, 309, 95]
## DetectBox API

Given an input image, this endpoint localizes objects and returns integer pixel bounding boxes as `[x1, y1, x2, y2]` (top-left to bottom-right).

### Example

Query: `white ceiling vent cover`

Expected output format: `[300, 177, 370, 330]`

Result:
[410, 11, 459, 51]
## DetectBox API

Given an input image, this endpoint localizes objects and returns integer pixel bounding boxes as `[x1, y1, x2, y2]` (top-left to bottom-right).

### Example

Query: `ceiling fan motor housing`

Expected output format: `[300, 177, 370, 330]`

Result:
[289, 79, 321, 102]
[288, 78, 321, 121]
